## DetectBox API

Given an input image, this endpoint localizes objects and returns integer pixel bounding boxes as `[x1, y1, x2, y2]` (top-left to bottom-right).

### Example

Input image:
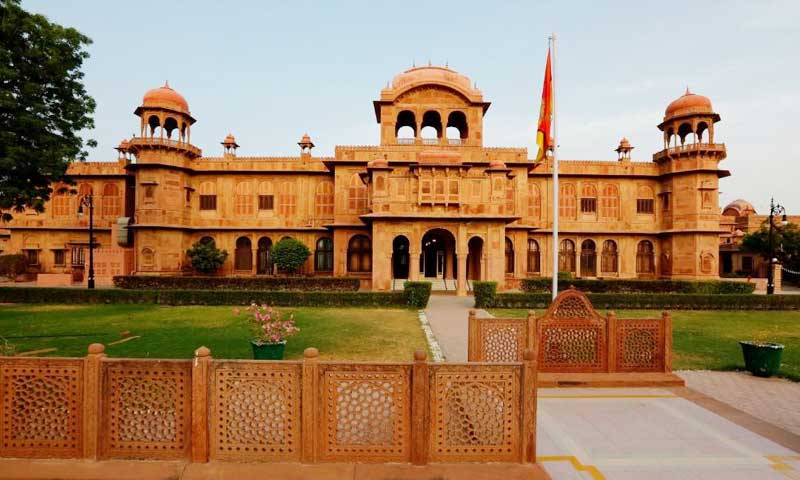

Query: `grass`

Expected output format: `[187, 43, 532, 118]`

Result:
[0, 304, 428, 362]
[489, 309, 800, 381]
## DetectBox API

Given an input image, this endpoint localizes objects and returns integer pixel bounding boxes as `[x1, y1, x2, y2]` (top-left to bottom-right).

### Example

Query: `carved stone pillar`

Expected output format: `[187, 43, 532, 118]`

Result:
[409, 249, 420, 282]
[456, 253, 467, 296]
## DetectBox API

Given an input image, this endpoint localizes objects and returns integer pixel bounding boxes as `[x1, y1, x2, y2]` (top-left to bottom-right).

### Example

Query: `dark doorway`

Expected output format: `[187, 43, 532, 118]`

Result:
[420, 229, 456, 278]
[467, 236, 483, 280]
[721, 252, 733, 275]
[392, 236, 410, 279]
[256, 237, 273, 274]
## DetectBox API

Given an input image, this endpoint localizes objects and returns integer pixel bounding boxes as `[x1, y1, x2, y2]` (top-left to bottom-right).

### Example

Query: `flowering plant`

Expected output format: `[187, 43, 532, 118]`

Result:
[235, 303, 299, 345]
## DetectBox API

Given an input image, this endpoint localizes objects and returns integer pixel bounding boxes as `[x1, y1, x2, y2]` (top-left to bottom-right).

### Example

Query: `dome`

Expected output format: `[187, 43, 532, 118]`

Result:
[664, 88, 713, 118]
[222, 133, 237, 145]
[299, 133, 312, 145]
[391, 65, 474, 93]
[116, 139, 129, 149]
[142, 81, 189, 113]
[722, 199, 757, 216]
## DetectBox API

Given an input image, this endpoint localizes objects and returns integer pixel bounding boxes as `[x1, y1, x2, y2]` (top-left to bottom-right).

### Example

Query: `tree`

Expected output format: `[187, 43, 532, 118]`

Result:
[741, 221, 800, 272]
[186, 241, 228, 274]
[272, 238, 310, 274]
[0, 0, 96, 221]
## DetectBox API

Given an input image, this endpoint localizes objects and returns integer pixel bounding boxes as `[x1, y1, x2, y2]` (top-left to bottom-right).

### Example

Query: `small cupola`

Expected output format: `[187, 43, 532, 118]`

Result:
[221, 133, 239, 158]
[615, 137, 633, 161]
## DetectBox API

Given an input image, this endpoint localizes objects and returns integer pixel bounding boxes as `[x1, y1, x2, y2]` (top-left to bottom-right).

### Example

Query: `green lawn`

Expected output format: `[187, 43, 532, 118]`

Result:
[0, 304, 428, 361]
[490, 309, 800, 381]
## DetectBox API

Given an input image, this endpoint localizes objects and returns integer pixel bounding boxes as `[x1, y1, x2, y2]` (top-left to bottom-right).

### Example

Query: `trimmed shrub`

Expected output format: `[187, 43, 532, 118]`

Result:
[186, 241, 228, 274]
[473, 281, 497, 308]
[112, 276, 360, 291]
[272, 238, 311, 274]
[520, 278, 756, 295]
[484, 292, 800, 310]
[0, 287, 409, 307]
[0, 254, 29, 280]
[403, 281, 432, 308]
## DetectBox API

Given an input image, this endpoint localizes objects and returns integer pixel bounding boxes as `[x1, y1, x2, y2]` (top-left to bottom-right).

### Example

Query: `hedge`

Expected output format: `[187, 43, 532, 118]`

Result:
[520, 278, 756, 295]
[403, 281, 432, 309]
[112, 275, 360, 292]
[479, 292, 800, 310]
[0, 287, 422, 307]
[473, 281, 497, 308]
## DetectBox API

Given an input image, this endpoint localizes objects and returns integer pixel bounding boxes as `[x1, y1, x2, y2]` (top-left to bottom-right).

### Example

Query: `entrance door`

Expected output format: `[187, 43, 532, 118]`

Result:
[392, 236, 410, 279]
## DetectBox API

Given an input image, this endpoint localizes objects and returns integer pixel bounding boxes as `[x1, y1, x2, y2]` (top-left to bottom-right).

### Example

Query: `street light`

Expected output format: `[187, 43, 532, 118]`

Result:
[766, 197, 788, 295]
[77, 194, 95, 289]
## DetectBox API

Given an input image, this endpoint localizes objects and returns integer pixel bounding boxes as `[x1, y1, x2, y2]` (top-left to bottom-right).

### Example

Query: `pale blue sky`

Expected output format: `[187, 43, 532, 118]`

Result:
[23, 0, 800, 212]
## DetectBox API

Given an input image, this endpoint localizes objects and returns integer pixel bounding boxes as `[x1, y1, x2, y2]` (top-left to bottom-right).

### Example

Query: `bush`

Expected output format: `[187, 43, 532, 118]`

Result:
[272, 238, 311, 274]
[473, 281, 497, 308]
[0, 254, 29, 280]
[0, 287, 410, 307]
[520, 278, 756, 295]
[186, 241, 228, 274]
[484, 292, 800, 310]
[113, 276, 360, 291]
[403, 281, 432, 308]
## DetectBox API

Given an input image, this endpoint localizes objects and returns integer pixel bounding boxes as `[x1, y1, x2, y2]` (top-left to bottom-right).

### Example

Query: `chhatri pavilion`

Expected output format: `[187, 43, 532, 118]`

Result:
[1, 65, 729, 294]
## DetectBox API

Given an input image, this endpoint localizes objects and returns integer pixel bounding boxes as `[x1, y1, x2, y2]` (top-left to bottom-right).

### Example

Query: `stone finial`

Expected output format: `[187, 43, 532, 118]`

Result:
[87, 343, 105, 354]
[523, 348, 536, 361]
[413, 349, 427, 362]
[195, 346, 211, 357]
[303, 347, 319, 359]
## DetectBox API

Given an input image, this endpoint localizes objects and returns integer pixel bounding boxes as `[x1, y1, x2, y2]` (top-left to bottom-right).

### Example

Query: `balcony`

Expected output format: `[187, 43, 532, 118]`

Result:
[652, 142, 726, 162]
[127, 137, 202, 158]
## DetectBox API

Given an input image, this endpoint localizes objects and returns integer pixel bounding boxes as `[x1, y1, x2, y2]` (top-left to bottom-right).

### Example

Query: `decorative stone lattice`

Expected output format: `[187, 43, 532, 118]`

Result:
[430, 366, 519, 462]
[541, 325, 603, 369]
[617, 321, 663, 371]
[211, 362, 300, 461]
[0, 359, 83, 458]
[552, 294, 594, 319]
[102, 361, 191, 459]
[319, 367, 410, 461]
[480, 322, 525, 362]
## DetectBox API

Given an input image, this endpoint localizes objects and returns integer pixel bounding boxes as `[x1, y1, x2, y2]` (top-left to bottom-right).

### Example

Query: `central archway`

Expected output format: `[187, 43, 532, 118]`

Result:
[392, 235, 410, 279]
[467, 236, 483, 280]
[420, 228, 456, 279]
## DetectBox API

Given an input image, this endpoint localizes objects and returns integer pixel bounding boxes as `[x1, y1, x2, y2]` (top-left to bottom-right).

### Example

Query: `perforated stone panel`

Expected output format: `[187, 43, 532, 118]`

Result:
[318, 365, 410, 462]
[210, 361, 301, 461]
[479, 321, 526, 362]
[429, 365, 520, 462]
[617, 320, 664, 372]
[551, 294, 594, 319]
[540, 324, 605, 372]
[0, 358, 83, 458]
[101, 360, 191, 459]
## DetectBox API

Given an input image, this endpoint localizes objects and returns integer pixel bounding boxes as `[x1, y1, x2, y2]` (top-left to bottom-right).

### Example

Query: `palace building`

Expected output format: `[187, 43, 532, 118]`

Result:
[1, 66, 730, 294]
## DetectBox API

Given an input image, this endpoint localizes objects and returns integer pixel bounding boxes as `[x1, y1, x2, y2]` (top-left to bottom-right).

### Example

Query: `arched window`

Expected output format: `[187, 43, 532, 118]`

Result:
[558, 239, 576, 273]
[599, 184, 619, 220]
[636, 185, 655, 214]
[421, 110, 442, 143]
[601, 240, 618, 274]
[234, 181, 254, 216]
[234, 236, 253, 271]
[147, 115, 160, 136]
[347, 235, 371, 273]
[678, 122, 693, 145]
[636, 240, 655, 275]
[101, 183, 121, 217]
[527, 239, 540, 274]
[278, 182, 296, 216]
[697, 121, 709, 143]
[580, 239, 597, 277]
[315, 237, 333, 272]
[505, 237, 514, 274]
[347, 174, 367, 213]
[580, 184, 597, 215]
[163, 117, 179, 139]
[52, 186, 70, 217]
[199, 236, 215, 248]
[559, 184, 576, 219]
[256, 237, 273, 275]
[528, 183, 541, 220]
[700, 252, 715, 274]
[315, 181, 334, 218]
[446, 111, 468, 144]
[395, 110, 416, 143]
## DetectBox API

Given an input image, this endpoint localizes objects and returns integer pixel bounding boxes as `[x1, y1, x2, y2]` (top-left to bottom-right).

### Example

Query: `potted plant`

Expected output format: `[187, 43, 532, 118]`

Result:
[740, 328, 784, 377]
[238, 303, 299, 360]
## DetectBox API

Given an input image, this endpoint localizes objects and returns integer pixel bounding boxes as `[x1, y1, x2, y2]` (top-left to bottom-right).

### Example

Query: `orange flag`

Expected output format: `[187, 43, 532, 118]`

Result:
[536, 48, 553, 162]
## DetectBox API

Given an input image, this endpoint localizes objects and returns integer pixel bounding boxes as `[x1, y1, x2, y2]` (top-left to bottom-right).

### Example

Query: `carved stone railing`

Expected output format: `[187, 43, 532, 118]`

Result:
[468, 288, 672, 373]
[0, 346, 537, 466]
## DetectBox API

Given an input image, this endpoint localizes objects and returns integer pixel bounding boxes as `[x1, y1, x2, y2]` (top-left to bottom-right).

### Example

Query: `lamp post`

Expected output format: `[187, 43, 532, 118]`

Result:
[766, 197, 788, 295]
[77, 194, 95, 289]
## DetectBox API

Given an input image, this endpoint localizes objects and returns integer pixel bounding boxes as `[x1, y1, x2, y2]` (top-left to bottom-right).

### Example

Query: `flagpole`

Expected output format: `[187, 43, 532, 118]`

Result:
[550, 33, 559, 300]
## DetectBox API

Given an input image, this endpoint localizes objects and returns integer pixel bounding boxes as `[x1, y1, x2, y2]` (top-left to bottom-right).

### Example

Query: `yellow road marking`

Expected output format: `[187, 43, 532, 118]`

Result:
[767, 455, 800, 479]
[538, 455, 606, 479]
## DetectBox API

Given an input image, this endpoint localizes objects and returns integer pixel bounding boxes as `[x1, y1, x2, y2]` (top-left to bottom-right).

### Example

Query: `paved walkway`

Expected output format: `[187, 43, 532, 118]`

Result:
[423, 294, 491, 361]
[678, 370, 800, 437]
